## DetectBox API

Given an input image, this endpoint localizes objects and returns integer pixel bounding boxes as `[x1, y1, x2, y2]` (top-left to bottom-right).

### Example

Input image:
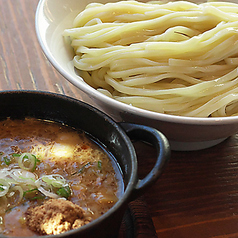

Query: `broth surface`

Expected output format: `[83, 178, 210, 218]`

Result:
[0, 118, 123, 236]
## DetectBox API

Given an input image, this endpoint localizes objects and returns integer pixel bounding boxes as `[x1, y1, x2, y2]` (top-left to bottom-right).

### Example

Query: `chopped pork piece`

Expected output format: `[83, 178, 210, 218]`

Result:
[25, 199, 92, 235]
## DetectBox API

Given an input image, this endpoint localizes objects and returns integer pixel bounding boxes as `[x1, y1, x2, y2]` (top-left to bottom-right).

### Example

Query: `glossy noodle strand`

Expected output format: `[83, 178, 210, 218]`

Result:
[63, 0, 238, 117]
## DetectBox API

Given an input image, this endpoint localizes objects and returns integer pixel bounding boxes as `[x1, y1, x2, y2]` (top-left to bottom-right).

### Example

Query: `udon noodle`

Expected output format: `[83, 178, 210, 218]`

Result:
[63, 0, 238, 117]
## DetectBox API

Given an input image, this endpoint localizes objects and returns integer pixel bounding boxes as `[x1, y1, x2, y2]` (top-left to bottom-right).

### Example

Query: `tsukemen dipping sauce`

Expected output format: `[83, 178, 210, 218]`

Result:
[0, 118, 124, 236]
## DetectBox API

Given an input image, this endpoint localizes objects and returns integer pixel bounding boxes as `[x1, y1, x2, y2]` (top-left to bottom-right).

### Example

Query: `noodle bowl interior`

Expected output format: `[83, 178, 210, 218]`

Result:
[0, 118, 123, 236]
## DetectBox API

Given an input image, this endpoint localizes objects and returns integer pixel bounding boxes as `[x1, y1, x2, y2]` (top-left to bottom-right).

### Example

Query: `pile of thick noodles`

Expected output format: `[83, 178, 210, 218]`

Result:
[63, 0, 238, 117]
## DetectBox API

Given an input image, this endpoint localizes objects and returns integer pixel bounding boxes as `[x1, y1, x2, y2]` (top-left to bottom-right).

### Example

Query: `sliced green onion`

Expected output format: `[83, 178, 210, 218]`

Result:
[3, 157, 11, 166]
[23, 188, 44, 200]
[29, 195, 45, 200]
[0, 179, 10, 197]
[19, 175, 35, 182]
[37, 187, 60, 199]
[35, 174, 71, 199]
[98, 161, 102, 169]
[36, 158, 41, 163]
[11, 153, 20, 157]
[10, 169, 36, 186]
[18, 153, 38, 172]
[41, 174, 66, 188]
[23, 188, 38, 197]
[56, 186, 71, 199]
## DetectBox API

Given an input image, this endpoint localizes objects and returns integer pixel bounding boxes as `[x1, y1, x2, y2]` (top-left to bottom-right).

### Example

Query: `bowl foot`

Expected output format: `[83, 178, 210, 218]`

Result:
[169, 137, 228, 151]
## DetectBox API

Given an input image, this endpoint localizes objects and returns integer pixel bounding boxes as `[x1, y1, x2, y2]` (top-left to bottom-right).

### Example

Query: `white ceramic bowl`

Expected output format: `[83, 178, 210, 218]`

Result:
[35, 0, 238, 151]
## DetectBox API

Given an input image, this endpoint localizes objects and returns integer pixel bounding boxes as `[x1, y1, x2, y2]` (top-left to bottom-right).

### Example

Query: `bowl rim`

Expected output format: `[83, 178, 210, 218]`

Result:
[35, 0, 238, 129]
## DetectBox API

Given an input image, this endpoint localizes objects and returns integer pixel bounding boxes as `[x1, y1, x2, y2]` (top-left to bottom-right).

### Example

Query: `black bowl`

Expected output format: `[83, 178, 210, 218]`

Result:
[0, 90, 170, 238]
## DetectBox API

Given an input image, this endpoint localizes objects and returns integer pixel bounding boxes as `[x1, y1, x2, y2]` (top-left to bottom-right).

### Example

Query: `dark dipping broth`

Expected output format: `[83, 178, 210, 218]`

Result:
[0, 118, 124, 236]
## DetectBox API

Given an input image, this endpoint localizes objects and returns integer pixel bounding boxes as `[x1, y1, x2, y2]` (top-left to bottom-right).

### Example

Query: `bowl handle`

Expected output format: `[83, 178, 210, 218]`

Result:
[119, 122, 170, 200]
